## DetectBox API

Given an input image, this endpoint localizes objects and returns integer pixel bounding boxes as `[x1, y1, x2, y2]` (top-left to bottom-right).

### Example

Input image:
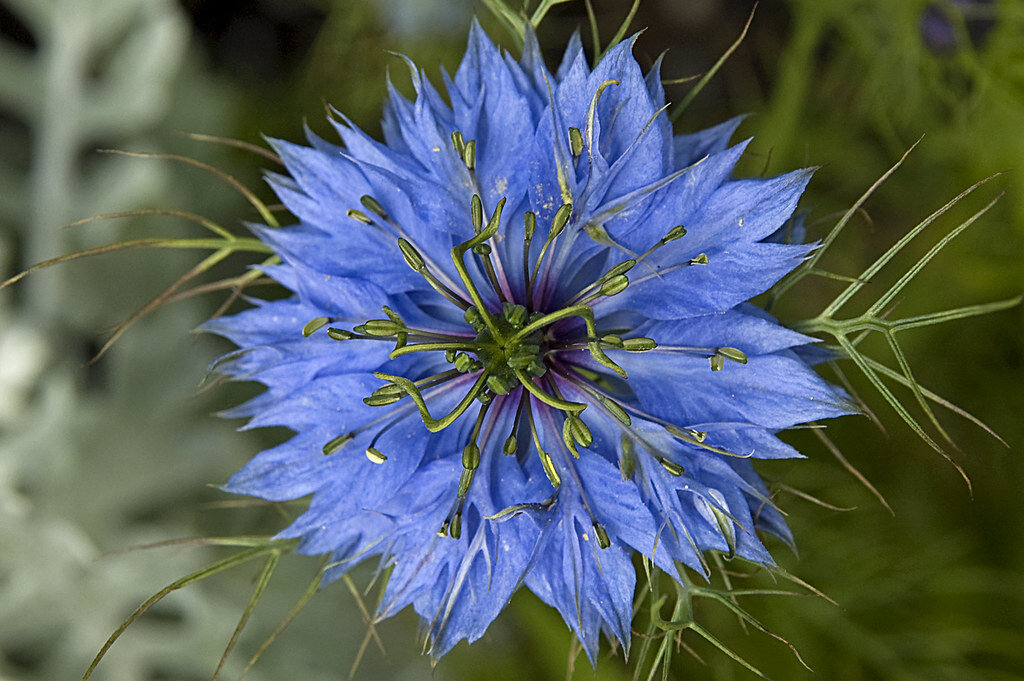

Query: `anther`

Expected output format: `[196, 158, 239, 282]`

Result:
[363, 384, 405, 407]
[365, 447, 388, 464]
[449, 510, 463, 539]
[357, 319, 405, 336]
[619, 435, 636, 480]
[622, 337, 657, 352]
[503, 302, 527, 328]
[662, 225, 687, 242]
[322, 432, 354, 456]
[302, 317, 330, 337]
[697, 489, 736, 558]
[461, 442, 480, 471]
[503, 435, 517, 456]
[524, 211, 536, 242]
[600, 334, 624, 349]
[539, 448, 561, 488]
[346, 208, 372, 224]
[599, 274, 629, 297]
[451, 130, 466, 156]
[397, 238, 425, 271]
[463, 140, 476, 170]
[659, 458, 685, 476]
[463, 306, 485, 331]
[568, 127, 584, 157]
[471, 194, 483, 232]
[562, 413, 592, 458]
[486, 375, 512, 395]
[359, 195, 388, 218]
[689, 253, 709, 265]
[716, 347, 748, 364]
[710, 354, 725, 371]
[327, 328, 354, 341]
[592, 521, 611, 549]
[550, 203, 573, 238]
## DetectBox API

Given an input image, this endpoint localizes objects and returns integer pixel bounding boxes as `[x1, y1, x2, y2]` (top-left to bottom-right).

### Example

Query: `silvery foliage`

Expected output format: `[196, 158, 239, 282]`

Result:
[0, 1, 264, 678]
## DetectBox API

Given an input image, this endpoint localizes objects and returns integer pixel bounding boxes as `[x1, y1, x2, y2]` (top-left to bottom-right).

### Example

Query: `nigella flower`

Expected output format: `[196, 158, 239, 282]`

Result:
[204, 23, 854, 661]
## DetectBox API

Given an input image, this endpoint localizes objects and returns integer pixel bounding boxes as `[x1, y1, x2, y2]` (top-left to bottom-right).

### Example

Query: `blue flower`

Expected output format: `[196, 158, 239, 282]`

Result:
[204, 23, 854, 661]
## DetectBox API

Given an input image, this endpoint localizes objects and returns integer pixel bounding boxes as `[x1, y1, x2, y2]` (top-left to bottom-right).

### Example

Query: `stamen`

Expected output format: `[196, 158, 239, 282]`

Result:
[450, 195, 508, 343]
[565, 259, 636, 306]
[523, 211, 537, 310]
[636, 224, 687, 263]
[556, 366, 631, 427]
[472, 198, 510, 303]
[619, 434, 636, 480]
[592, 521, 611, 549]
[346, 208, 372, 224]
[359, 194, 388, 219]
[374, 370, 491, 432]
[568, 126, 584, 158]
[528, 202, 573, 300]
[546, 377, 592, 458]
[389, 341, 479, 359]
[450, 130, 466, 157]
[526, 400, 560, 488]
[397, 238, 472, 310]
[327, 328, 354, 341]
[504, 390, 529, 456]
[302, 316, 331, 337]
[659, 458, 685, 476]
[463, 139, 477, 170]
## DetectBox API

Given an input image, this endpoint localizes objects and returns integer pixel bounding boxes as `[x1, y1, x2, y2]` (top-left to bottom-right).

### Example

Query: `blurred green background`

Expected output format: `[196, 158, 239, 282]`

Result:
[1, 1, 1021, 679]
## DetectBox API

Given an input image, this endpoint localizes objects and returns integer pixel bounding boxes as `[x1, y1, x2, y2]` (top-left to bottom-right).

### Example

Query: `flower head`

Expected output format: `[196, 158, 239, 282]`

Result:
[206, 23, 853, 660]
